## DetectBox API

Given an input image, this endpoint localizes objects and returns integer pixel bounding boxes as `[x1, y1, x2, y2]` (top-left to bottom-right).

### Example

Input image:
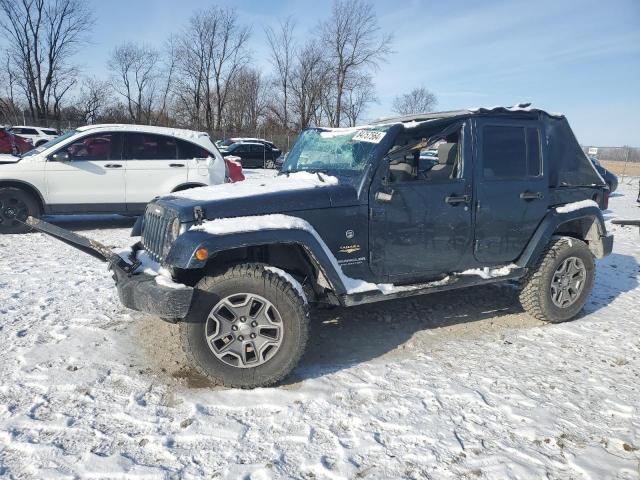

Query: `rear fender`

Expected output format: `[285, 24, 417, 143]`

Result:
[165, 228, 349, 295]
[517, 205, 612, 267]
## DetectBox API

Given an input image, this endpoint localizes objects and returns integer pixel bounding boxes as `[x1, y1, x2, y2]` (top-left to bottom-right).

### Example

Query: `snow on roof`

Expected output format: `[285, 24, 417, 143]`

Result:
[76, 124, 211, 144]
[370, 104, 565, 130]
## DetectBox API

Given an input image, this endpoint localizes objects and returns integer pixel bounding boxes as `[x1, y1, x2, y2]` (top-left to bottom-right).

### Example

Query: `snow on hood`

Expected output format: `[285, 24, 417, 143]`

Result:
[170, 171, 339, 202]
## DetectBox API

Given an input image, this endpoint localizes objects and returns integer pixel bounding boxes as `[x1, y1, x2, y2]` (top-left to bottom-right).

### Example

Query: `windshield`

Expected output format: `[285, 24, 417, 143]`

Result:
[281, 127, 390, 174]
[21, 129, 76, 157]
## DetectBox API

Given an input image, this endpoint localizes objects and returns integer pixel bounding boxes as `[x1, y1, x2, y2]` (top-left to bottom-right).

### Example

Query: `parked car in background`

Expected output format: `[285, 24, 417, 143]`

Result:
[275, 151, 287, 169]
[217, 137, 277, 152]
[221, 141, 281, 168]
[0, 127, 33, 155]
[589, 156, 618, 192]
[10, 125, 59, 147]
[0, 124, 241, 233]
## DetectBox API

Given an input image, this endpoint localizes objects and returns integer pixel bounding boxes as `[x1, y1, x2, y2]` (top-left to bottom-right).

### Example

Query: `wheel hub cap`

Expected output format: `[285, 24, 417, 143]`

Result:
[205, 293, 283, 368]
[0, 197, 28, 227]
[550, 256, 586, 308]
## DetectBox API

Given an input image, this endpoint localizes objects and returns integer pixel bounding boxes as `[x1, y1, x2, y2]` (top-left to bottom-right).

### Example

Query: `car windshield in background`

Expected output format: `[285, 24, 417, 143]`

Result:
[281, 127, 390, 174]
[21, 130, 76, 157]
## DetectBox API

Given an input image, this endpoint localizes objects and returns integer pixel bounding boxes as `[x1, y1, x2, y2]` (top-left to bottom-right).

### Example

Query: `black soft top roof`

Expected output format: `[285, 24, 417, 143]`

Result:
[372, 104, 564, 126]
[373, 104, 603, 188]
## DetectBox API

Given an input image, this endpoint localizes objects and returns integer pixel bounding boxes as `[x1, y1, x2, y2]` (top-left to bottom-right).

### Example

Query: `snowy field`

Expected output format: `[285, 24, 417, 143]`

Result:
[0, 176, 639, 479]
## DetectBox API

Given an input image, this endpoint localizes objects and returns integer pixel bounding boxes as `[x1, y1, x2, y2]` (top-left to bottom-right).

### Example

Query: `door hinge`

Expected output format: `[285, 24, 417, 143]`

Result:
[193, 206, 204, 225]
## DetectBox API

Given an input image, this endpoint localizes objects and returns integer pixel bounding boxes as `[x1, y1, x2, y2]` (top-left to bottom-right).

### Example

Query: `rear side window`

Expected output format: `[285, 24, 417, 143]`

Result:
[125, 133, 177, 160]
[177, 139, 211, 159]
[42, 129, 58, 135]
[482, 125, 541, 179]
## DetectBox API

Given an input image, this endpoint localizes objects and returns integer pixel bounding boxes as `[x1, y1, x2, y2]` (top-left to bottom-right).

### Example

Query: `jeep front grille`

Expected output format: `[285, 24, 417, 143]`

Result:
[141, 205, 176, 262]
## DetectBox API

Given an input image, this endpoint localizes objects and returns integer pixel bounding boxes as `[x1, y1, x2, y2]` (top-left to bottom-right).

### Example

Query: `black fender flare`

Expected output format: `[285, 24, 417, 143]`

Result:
[516, 205, 612, 268]
[165, 228, 350, 295]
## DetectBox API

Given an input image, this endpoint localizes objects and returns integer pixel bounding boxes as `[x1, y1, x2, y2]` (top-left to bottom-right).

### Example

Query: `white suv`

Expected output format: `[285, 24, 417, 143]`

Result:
[10, 125, 59, 147]
[0, 124, 230, 233]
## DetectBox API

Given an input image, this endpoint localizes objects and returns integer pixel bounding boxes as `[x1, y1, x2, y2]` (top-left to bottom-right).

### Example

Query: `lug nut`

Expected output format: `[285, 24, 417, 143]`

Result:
[231, 325, 238, 331]
[240, 316, 246, 322]
[251, 321, 258, 327]
[238, 335, 244, 341]
[250, 333, 256, 339]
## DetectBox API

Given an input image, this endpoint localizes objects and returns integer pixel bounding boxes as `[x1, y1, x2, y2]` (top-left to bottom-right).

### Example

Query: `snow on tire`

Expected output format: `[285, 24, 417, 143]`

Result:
[179, 263, 309, 388]
[519, 236, 595, 323]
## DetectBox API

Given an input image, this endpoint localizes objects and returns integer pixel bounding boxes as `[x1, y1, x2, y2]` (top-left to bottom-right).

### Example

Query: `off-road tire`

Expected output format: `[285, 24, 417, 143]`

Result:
[179, 263, 309, 388]
[0, 187, 40, 234]
[519, 237, 595, 323]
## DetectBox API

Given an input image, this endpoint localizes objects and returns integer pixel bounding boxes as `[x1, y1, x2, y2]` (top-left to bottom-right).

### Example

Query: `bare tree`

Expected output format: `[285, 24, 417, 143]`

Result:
[173, 7, 250, 131]
[210, 7, 251, 131]
[321, 0, 392, 126]
[392, 86, 437, 115]
[0, 50, 22, 125]
[154, 36, 178, 126]
[290, 41, 329, 129]
[265, 17, 296, 130]
[0, 0, 94, 124]
[77, 76, 112, 124]
[226, 67, 267, 131]
[108, 42, 160, 124]
[343, 74, 377, 126]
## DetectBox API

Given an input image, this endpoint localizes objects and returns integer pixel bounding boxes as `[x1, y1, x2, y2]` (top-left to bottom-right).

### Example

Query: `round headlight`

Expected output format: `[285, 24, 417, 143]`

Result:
[170, 218, 180, 239]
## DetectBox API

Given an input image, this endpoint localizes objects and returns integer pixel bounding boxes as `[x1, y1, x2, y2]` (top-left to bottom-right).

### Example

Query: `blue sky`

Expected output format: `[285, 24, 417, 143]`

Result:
[76, 0, 640, 146]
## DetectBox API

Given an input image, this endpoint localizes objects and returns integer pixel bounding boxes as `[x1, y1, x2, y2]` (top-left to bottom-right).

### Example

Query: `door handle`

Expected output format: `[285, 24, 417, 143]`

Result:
[375, 190, 394, 203]
[105, 163, 122, 168]
[170, 163, 185, 168]
[520, 191, 543, 200]
[444, 194, 470, 205]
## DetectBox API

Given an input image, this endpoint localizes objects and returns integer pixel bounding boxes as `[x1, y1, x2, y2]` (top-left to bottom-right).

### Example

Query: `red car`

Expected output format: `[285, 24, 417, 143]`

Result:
[0, 127, 33, 155]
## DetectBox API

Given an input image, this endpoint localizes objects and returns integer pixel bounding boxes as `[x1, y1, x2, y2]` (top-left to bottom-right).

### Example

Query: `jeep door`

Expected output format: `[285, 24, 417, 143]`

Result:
[45, 132, 126, 212]
[369, 123, 474, 282]
[123, 132, 188, 213]
[473, 119, 548, 263]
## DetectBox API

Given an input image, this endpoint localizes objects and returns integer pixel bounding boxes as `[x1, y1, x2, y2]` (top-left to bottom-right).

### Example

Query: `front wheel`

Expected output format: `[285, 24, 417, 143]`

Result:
[0, 187, 40, 234]
[179, 263, 309, 388]
[519, 237, 595, 323]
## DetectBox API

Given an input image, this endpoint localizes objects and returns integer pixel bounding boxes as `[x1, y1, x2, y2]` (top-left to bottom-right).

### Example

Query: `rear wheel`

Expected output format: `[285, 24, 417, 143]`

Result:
[519, 237, 595, 323]
[0, 187, 40, 234]
[179, 263, 309, 388]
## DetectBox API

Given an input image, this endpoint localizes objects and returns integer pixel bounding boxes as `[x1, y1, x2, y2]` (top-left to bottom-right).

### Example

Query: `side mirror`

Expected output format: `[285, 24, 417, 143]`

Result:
[51, 151, 70, 162]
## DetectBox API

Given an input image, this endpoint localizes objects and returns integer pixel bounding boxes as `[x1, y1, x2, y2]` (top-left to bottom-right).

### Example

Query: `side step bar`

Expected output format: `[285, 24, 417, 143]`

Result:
[341, 269, 525, 306]
[24, 216, 140, 274]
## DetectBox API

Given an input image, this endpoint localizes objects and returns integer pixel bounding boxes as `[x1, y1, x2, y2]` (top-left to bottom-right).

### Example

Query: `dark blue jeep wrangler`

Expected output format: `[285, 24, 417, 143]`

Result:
[28, 105, 613, 388]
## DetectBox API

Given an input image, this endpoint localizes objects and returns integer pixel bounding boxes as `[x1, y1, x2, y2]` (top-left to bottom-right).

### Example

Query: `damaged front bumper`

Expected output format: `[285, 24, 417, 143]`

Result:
[111, 261, 193, 320]
[25, 216, 194, 321]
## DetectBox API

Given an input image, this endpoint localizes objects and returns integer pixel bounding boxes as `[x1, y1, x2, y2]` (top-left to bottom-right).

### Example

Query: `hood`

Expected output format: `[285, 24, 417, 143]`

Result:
[0, 154, 21, 165]
[159, 171, 360, 222]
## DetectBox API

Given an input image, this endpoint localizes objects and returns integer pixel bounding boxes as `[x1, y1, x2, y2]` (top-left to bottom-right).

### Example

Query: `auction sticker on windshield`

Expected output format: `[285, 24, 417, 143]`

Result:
[352, 130, 386, 143]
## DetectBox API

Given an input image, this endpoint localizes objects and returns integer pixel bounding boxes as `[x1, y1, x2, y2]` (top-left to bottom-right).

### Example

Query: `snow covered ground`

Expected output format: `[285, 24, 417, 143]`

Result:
[0, 179, 638, 479]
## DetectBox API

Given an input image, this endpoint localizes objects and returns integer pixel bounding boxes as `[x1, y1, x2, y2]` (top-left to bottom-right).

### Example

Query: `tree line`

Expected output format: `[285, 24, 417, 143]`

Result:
[0, 0, 438, 139]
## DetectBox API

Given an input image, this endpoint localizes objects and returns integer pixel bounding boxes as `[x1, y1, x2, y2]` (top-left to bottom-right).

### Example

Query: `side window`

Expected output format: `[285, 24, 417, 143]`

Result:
[177, 139, 211, 159]
[526, 127, 542, 177]
[250, 145, 264, 154]
[125, 133, 177, 160]
[61, 133, 120, 161]
[482, 126, 527, 179]
[14, 128, 39, 135]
